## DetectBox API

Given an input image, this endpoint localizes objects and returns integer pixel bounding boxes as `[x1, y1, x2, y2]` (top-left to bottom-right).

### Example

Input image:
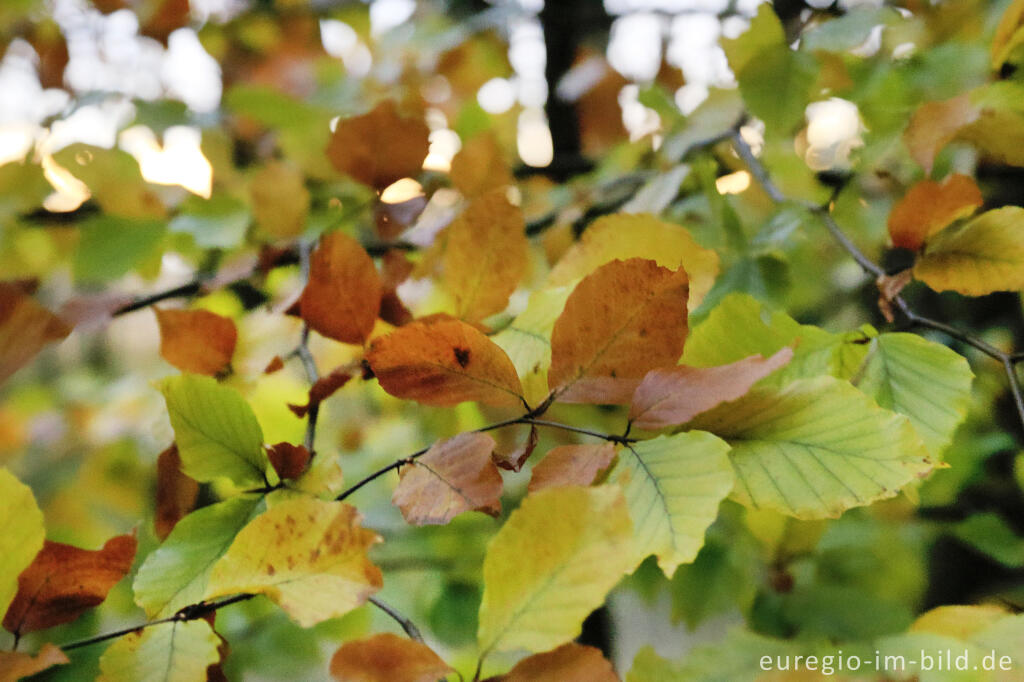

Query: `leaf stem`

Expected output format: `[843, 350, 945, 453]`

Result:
[368, 596, 424, 642]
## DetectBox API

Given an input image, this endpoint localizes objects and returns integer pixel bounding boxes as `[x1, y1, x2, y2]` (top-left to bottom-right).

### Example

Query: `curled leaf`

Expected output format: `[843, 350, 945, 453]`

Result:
[493, 425, 538, 472]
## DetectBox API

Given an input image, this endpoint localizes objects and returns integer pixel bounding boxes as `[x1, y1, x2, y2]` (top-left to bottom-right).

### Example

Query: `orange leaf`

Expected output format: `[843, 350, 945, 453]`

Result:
[3, 534, 137, 636]
[628, 348, 794, 431]
[329, 632, 453, 682]
[0, 643, 68, 682]
[367, 318, 524, 407]
[548, 258, 689, 404]
[527, 444, 616, 494]
[288, 365, 353, 417]
[441, 188, 529, 323]
[392, 432, 502, 525]
[266, 442, 312, 480]
[493, 425, 538, 472]
[379, 250, 414, 327]
[327, 101, 430, 190]
[154, 308, 237, 376]
[489, 643, 619, 682]
[887, 174, 983, 251]
[904, 94, 980, 175]
[299, 232, 382, 345]
[0, 282, 71, 386]
[155, 444, 199, 541]
[450, 132, 514, 198]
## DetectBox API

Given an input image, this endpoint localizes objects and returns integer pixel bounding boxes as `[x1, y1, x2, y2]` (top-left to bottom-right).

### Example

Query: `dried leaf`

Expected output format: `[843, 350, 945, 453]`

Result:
[327, 100, 430, 190]
[3, 534, 137, 636]
[266, 442, 312, 480]
[450, 132, 514, 198]
[549, 259, 689, 404]
[527, 444, 616, 494]
[330, 633, 453, 682]
[392, 432, 503, 525]
[155, 444, 199, 541]
[155, 307, 237, 377]
[0, 282, 71, 386]
[493, 425, 538, 472]
[0, 643, 69, 682]
[876, 270, 913, 324]
[288, 365, 353, 418]
[379, 250, 415, 327]
[300, 232, 382, 345]
[492, 643, 619, 682]
[264, 355, 285, 374]
[904, 94, 980, 175]
[628, 348, 794, 430]
[367, 318, 524, 407]
[887, 174, 983, 251]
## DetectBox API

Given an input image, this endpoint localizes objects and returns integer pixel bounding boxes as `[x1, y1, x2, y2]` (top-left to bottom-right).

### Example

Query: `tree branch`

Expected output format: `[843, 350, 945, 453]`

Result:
[368, 596, 424, 642]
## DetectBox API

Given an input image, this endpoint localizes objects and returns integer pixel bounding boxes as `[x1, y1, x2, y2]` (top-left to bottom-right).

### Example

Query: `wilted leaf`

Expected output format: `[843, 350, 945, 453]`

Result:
[0, 282, 71, 386]
[0, 468, 45, 622]
[392, 432, 502, 525]
[887, 174, 983, 251]
[158, 374, 270, 487]
[441, 188, 528, 323]
[329, 633, 453, 682]
[688, 376, 934, 519]
[155, 444, 199, 540]
[547, 214, 717, 312]
[266, 442, 311, 480]
[155, 307, 237, 376]
[288, 366, 353, 419]
[478, 485, 633, 655]
[300, 231, 382, 345]
[450, 132, 513, 198]
[549, 259, 689, 404]
[493, 425, 538, 472]
[492, 643, 618, 682]
[629, 348, 793, 430]
[611, 432, 734, 575]
[250, 160, 310, 240]
[367, 318, 524, 407]
[0, 644, 68, 682]
[97, 619, 220, 682]
[904, 94, 980, 174]
[205, 497, 382, 627]
[327, 100, 430, 189]
[914, 206, 1024, 296]
[3, 534, 137, 636]
[527, 444, 616, 493]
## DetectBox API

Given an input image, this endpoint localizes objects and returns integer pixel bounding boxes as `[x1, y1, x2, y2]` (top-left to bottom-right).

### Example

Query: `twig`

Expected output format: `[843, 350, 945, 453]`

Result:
[296, 241, 321, 454]
[369, 596, 424, 642]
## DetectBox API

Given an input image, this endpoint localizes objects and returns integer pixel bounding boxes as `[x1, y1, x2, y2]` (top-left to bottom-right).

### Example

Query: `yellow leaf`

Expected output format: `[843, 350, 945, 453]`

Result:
[450, 132, 514, 198]
[97, 620, 220, 682]
[992, 0, 1024, 69]
[0, 468, 45, 620]
[204, 497, 382, 627]
[887, 174, 983, 251]
[329, 633, 453, 682]
[249, 160, 310, 239]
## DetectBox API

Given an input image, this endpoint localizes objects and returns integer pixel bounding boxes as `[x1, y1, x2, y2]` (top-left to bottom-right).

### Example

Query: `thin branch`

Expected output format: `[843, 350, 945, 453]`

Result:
[296, 241, 321, 453]
[368, 596, 424, 642]
[112, 281, 204, 317]
[517, 417, 636, 443]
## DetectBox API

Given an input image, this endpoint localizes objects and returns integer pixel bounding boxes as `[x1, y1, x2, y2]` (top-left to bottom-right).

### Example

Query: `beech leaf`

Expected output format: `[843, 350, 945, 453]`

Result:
[299, 232, 382, 345]
[904, 94, 980, 174]
[327, 100, 430, 189]
[0, 282, 71, 386]
[0, 643, 68, 682]
[0, 468, 45, 623]
[493, 425, 538, 472]
[527, 444, 616, 494]
[392, 432, 503, 525]
[154, 444, 199, 541]
[250, 160, 311, 240]
[887, 174, 983, 251]
[450, 132, 513, 198]
[549, 258, 689, 404]
[329, 633, 453, 682]
[97, 619, 220, 682]
[490, 643, 619, 682]
[367, 318, 524, 407]
[154, 307, 237, 377]
[287, 365, 353, 418]
[266, 442, 312, 480]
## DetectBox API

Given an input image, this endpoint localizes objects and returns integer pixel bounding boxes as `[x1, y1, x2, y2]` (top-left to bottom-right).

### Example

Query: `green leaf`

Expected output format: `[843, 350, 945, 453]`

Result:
[0, 468, 45, 618]
[854, 333, 973, 456]
[169, 195, 251, 249]
[611, 432, 734, 576]
[477, 485, 633, 656]
[687, 376, 933, 519]
[737, 46, 819, 133]
[914, 206, 1024, 296]
[958, 82, 1024, 167]
[626, 646, 685, 682]
[951, 513, 1024, 568]
[74, 216, 166, 284]
[97, 619, 220, 682]
[721, 3, 784, 74]
[800, 7, 900, 54]
[158, 374, 270, 487]
[133, 495, 263, 618]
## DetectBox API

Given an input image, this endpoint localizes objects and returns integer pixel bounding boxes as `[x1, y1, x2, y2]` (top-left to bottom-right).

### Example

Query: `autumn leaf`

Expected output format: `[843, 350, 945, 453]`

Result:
[367, 318, 524, 407]
[392, 432, 502, 525]
[205, 497, 382, 627]
[489, 643, 619, 682]
[97, 619, 221, 682]
[992, 0, 1024, 69]
[450, 132, 514, 198]
[628, 348, 793, 431]
[329, 633, 453, 682]
[327, 100, 430, 189]
[249, 160, 310, 239]
[154, 444, 198, 541]
[527, 444, 616, 494]
[548, 258, 689, 404]
[904, 94, 979, 174]
[0, 468, 45, 620]
[0, 643, 68, 682]
[154, 307, 237, 377]
[3, 534, 137, 636]
[493, 424, 538, 472]
[887, 174, 983, 251]
[288, 365, 354, 418]
[266, 442, 311, 480]
[441, 188, 528, 323]
[299, 232, 382, 345]
[0, 282, 71, 386]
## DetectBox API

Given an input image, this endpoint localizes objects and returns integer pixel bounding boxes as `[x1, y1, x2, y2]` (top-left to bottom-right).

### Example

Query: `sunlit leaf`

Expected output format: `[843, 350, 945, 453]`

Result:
[0, 468, 45, 620]
[491, 643, 618, 682]
[0, 282, 71, 386]
[97, 619, 220, 682]
[155, 307, 237, 377]
[527, 444, 616, 494]
[329, 633, 453, 682]
[327, 100, 430, 189]
[299, 231, 382, 345]
[887, 174, 983, 251]
[0, 643, 68, 682]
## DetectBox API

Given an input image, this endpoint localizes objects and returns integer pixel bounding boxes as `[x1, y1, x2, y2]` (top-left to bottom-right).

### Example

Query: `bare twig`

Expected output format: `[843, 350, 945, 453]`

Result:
[369, 596, 424, 642]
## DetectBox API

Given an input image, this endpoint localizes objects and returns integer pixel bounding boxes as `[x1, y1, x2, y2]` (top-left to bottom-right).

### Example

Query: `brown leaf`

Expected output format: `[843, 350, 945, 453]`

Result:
[887, 174, 983, 251]
[876, 269, 913, 323]
[0, 282, 71, 387]
[450, 132, 514, 198]
[154, 308, 237, 377]
[441, 188, 529, 323]
[141, 0, 190, 45]
[329, 632, 453, 682]
[155, 444, 199, 541]
[493, 425, 538, 472]
[3, 535, 137, 636]
[288, 365, 354, 418]
[327, 101, 430, 190]
[491, 643, 619, 682]
[300, 232, 382, 345]
[379, 250, 414, 327]
[266, 442, 312, 480]
[264, 355, 285, 374]
[527, 444, 616, 494]
[392, 432, 503, 525]
[0, 643, 69, 682]
[628, 348, 794, 430]
[548, 258, 689, 404]
[367, 318, 524, 407]
[904, 94, 980, 175]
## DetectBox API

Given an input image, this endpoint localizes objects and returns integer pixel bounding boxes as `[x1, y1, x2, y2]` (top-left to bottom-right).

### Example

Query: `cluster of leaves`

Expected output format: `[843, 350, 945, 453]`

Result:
[4, 0, 1024, 680]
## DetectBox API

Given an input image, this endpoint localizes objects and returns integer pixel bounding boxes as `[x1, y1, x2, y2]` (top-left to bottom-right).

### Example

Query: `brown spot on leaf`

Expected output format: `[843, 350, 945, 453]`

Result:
[453, 347, 471, 368]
